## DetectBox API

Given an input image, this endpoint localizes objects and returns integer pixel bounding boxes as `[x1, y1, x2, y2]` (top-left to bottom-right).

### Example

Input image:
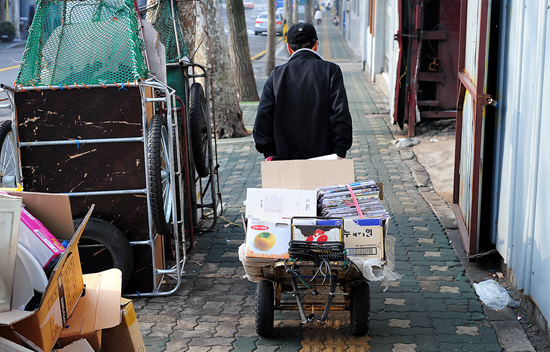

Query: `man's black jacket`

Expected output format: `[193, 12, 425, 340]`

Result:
[253, 49, 352, 160]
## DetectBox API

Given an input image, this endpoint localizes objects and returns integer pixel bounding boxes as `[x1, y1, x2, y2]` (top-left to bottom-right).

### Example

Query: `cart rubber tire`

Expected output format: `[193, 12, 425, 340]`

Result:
[74, 218, 134, 289]
[255, 280, 275, 337]
[350, 281, 370, 336]
[0, 120, 18, 188]
[189, 83, 211, 178]
[148, 114, 172, 236]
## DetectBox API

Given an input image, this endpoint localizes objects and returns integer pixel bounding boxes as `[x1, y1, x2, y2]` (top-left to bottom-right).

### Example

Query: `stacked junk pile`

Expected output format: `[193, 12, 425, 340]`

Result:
[0, 0, 220, 349]
[239, 158, 400, 337]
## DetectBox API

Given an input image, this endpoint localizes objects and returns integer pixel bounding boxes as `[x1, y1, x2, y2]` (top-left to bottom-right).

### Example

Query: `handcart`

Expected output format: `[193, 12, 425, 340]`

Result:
[242, 217, 372, 337]
[0, 0, 220, 295]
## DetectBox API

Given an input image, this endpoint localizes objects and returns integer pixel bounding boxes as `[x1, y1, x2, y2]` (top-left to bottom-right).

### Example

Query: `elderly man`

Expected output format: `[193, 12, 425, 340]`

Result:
[253, 23, 352, 161]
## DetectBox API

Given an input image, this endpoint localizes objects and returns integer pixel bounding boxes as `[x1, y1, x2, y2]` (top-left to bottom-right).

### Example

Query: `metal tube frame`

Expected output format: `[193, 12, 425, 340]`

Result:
[176, 60, 222, 232]
[2, 78, 186, 297]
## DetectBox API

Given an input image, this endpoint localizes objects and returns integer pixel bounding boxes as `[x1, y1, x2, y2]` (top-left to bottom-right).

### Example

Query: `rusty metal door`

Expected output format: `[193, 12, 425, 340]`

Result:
[393, 0, 461, 136]
[453, 0, 494, 257]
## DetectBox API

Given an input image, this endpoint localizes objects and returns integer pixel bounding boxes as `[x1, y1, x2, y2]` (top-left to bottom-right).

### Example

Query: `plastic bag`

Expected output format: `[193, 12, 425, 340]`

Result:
[348, 235, 402, 292]
[473, 279, 520, 310]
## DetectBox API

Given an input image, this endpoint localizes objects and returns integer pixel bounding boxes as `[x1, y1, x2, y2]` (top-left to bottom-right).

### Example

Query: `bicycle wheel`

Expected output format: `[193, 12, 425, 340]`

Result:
[148, 114, 173, 236]
[0, 121, 19, 189]
[189, 83, 211, 178]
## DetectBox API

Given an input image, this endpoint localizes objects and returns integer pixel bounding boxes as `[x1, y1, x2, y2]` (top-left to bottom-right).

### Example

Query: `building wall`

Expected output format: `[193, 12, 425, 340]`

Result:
[491, 0, 550, 327]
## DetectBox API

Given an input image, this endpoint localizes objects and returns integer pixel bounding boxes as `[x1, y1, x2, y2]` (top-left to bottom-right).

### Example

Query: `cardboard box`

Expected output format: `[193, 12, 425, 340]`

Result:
[100, 298, 145, 352]
[245, 218, 291, 259]
[54, 339, 95, 352]
[261, 159, 354, 190]
[291, 219, 343, 243]
[245, 188, 316, 218]
[0, 191, 92, 352]
[0, 335, 35, 352]
[343, 218, 389, 260]
[19, 206, 65, 269]
[58, 269, 122, 350]
[0, 195, 22, 313]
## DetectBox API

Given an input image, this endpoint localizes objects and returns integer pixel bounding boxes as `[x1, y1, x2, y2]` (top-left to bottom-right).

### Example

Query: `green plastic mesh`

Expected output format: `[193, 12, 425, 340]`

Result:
[144, 0, 188, 64]
[16, 0, 149, 87]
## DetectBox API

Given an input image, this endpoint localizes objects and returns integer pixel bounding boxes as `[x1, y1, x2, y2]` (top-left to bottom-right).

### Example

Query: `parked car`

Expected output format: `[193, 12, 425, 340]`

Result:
[276, 7, 284, 18]
[243, 0, 254, 9]
[254, 12, 284, 36]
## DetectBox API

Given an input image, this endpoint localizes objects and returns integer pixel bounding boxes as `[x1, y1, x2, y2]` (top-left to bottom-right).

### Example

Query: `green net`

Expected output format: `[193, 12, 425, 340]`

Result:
[16, 0, 149, 87]
[144, 0, 188, 64]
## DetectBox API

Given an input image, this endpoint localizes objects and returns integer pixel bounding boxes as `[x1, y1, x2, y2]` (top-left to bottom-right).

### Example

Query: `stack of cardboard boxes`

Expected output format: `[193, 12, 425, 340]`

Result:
[0, 192, 145, 352]
[244, 159, 389, 263]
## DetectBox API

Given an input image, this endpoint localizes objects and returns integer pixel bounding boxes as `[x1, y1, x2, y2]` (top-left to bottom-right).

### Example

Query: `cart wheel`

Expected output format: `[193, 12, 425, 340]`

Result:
[189, 83, 211, 178]
[0, 121, 18, 189]
[255, 280, 275, 337]
[74, 218, 134, 289]
[350, 281, 370, 336]
[148, 114, 173, 236]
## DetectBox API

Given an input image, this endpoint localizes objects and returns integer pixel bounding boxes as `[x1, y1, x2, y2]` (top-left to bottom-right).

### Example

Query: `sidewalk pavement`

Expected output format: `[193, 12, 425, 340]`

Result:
[134, 14, 536, 352]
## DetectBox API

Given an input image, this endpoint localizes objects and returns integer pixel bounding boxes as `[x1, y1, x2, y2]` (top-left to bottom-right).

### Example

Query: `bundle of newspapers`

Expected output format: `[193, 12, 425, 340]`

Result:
[318, 180, 388, 219]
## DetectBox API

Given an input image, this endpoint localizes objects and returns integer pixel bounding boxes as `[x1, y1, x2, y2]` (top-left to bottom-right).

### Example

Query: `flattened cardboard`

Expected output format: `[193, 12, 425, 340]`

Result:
[9, 191, 75, 241]
[58, 269, 122, 350]
[261, 159, 355, 190]
[0, 192, 92, 352]
[0, 335, 35, 352]
[245, 188, 316, 218]
[54, 339, 95, 352]
[0, 195, 23, 313]
[101, 298, 145, 352]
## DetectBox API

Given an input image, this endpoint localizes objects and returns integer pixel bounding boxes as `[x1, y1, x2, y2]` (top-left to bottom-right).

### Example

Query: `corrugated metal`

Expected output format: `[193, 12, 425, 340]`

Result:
[491, 0, 550, 325]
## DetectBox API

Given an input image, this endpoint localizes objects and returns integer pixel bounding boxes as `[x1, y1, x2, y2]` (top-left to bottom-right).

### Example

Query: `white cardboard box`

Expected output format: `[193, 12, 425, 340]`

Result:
[343, 218, 389, 260]
[245, 188, 316, 218]
[245, 218, 291, 259]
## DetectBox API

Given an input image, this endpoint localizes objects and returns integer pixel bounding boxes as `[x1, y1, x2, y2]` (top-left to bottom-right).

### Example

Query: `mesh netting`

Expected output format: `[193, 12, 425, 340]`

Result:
[143, 0, 188, 63]
[16, 0, 149, 87]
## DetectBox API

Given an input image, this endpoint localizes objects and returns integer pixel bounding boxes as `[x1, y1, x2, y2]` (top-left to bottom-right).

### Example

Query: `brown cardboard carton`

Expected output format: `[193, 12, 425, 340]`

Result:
[101, 298, 145, 352]
[57, 269, 122, 350]
[261, 159, 354, 190]
[54, 339, 95, 352]
[0, 192, 92, 352]
[343, 218, 389, 260]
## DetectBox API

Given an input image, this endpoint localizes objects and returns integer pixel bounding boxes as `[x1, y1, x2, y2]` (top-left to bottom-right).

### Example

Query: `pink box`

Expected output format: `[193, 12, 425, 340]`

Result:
[18, 206, 65, 268]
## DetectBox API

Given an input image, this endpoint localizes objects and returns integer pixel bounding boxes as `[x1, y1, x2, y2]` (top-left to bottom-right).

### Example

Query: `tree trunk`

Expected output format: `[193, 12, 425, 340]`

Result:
[177, 0, 195, 56]
[283, 0, 292, 29]
[292, 0, 299, 25]
[226, 0, 259, 102]
[194, 0, 248, 138]
[265, 0, 276, 75]
[305, 0, 314, 24]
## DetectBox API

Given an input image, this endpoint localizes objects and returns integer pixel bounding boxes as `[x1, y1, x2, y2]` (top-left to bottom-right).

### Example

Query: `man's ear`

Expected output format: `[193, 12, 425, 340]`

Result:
[313, 41, 319, 51]
[287, 44, 294, 55]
